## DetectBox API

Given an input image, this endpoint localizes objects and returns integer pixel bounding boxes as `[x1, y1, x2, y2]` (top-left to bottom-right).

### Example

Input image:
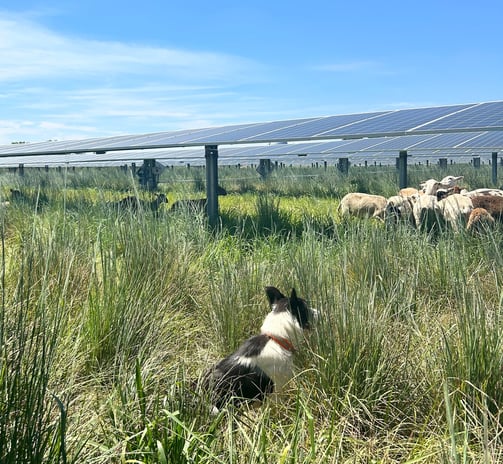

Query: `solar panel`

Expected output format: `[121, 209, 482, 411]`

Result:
[241, 112, 389, 142]
[417, 101, 503, 131]
[120, 123, 264, 147]
[320, 104, 474, 137]
[363, 134, 437, 150]
[323, 137, 390, 152]
[179, 118, 318, 144]
[412, 132, 486, 149]
[456, 130, 503, 148]
[1, 101, 503, 160]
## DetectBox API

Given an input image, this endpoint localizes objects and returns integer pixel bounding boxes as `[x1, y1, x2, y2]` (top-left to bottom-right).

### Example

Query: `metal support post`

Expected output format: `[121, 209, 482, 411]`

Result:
[398, 150, 408, 189]
[492, 152, 498, 185]
[205, 145, 219, 227]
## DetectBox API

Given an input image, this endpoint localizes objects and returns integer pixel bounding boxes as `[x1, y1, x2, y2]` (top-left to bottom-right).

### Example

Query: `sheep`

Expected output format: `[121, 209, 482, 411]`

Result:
[170, 186, 228, 213]
[439, 175, 464, 187]
[466, 207, 495, 233]
[438, 193, 473, 231]
[419, 179, 442, 196]
[113, 193, 168, 213]
[10, 188, 25, 200]
[170, 198, 208, 213]
[419, 176, 464, 196]
[470, 195, 503, 221]
[412, 194, 445, 232]
[399, 187, 419, 197]
[338, 193, 387, 219]
[463, 188, 503, 198]
[384, 195, 414, 224]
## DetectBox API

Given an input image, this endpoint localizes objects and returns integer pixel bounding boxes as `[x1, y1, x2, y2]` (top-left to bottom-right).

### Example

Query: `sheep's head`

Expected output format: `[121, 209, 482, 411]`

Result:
[420, 179, 442, 195]
[439, 175, 463, 187]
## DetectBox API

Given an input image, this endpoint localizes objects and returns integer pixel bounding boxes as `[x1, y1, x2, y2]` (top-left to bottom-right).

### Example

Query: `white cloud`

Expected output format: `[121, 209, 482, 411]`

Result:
[312, 60, 396, 76]
[0, 13, 260, 83]
[0, 12, 269, 143]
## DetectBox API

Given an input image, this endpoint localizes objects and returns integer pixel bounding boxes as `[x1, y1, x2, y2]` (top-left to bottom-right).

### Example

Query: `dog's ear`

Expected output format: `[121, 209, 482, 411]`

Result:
[290, 288, 298, 301]
[265, 286, 285, 305]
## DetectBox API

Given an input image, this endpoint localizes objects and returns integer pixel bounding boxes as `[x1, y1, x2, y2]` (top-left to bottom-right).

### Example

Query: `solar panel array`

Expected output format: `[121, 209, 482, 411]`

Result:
[0, 101, 503, 164]
[0, 130, 501, 168]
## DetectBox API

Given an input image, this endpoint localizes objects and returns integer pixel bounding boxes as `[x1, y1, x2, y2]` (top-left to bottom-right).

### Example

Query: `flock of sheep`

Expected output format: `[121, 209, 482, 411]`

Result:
[338, 175, 503, 233]
[1, 187, 228, 215]
[3, 178, 503, 233]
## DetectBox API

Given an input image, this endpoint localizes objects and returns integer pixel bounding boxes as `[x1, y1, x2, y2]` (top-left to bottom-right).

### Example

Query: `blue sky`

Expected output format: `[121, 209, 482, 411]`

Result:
[1, 0, 502, 145]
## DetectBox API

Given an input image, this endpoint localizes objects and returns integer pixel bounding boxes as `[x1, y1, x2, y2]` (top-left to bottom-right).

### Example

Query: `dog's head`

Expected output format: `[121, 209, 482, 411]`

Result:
[265, 286, 317, 331]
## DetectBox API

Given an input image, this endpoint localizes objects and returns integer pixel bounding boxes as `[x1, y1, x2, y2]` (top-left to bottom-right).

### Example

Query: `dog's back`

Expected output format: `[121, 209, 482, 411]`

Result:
[204, 335, 275, 411]
[201, 286, 316, 412]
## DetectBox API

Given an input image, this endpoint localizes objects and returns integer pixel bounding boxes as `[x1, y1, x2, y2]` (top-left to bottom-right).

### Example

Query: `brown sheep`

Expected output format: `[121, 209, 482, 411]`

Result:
[467, 207, 495, 233]
[113, 193, 168, 212]
[170, 186, 227, 213]
[470, 195, 503, 221]
[170, 198, 208, 213]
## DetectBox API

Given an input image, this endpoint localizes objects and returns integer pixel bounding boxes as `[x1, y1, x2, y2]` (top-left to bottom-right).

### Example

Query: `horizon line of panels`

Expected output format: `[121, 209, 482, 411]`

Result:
[2, 129, 503, 164]
[0, 150, 493, 169]
[2, 101, 503, 156]
[0, 131, 501, 168]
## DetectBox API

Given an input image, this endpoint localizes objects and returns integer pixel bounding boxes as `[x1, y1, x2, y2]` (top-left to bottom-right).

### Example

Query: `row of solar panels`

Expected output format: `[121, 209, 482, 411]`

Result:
[0, 130, 500, 168]
[1, 101, 503, 157]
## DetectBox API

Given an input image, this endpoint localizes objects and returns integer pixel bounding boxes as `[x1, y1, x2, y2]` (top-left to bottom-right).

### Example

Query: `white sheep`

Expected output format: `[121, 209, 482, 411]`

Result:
[462, 188, 503, 198]
[439, 175, 464, 187]
[338, 193, 387, 219]
[385, 195, 414, 224]
[399, 187, 419, 197]
[438, 193, 473, 231]
[420, 176, 464, 196]
[420, 179, 443, 196]
[412, 194, 445, 231]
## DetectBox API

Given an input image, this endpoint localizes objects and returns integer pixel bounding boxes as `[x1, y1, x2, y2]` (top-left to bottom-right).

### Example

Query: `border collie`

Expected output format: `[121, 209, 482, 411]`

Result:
[202, 286, 317, 413]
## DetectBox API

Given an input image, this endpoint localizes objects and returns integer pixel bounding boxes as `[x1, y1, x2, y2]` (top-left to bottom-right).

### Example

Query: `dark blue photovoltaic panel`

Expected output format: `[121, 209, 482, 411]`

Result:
[456, 130, 503, 148]
[366, 134, 437, 150]
[280, 140, 350, 154]
[181, 118, 317, 144]
[418, 101, 503, 131]
[320, 104, 474, 137]
[2, 101, 503, 159]
[220, 144, 284, 157]
[84, 123, 259, 149]
[323, 137, 390, 152]
[241, 112, 389, 141]
[412, 132, 485, 149]
[132, 121, 292, 146]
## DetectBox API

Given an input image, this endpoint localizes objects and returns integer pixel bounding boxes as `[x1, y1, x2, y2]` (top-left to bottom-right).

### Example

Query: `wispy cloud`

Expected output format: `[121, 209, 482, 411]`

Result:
[0, 13, 259, 83]
[314, 61, 377, 72]
[0, 12, 269, 143]
[312, 60, 396, 76]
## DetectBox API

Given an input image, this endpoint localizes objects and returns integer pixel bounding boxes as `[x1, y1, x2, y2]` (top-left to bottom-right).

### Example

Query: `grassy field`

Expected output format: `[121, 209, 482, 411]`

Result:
[1, 163, 502, 463]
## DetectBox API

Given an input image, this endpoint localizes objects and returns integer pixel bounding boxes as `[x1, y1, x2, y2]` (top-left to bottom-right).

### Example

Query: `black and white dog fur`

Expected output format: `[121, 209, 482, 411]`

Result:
[202, 286, 317, 413]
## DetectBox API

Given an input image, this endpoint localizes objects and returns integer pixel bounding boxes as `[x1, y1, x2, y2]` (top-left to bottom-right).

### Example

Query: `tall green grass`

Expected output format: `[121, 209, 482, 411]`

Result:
[0, 163, 502, 462]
